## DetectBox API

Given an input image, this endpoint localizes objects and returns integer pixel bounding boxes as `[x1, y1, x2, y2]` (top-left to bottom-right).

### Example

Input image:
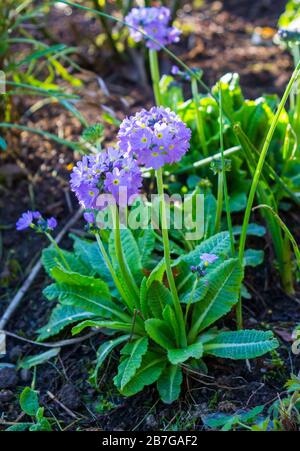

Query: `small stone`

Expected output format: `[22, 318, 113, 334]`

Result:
[20, 368, 32, 383]
[0, 367, 18, 389]
[0, 390, 14, 402]
[9, 346, 22, 363]
[59, 383, 81, 410]
[145, 414, 158, 428]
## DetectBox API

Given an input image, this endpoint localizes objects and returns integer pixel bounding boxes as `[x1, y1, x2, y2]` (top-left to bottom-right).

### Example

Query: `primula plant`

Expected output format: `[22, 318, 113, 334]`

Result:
[18, 103, 279, 403]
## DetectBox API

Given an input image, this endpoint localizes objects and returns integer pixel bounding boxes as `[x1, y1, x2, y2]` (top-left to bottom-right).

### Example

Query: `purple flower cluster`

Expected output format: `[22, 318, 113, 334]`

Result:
[118, 107, 191, 169]
[16, 211, 57, 232]
[125, 7, 181, 50]
[70, 147, 142, 208]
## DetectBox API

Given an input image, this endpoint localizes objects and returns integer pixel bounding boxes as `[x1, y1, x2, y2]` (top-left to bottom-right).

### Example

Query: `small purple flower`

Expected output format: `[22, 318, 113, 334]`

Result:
[16, 210, 57, 233]
[47, 217, 57, 230]
[125, 7, 181, 50]
[171, 65, 180, 75]
[200, 253, 219, 266]
[16, 211, 35, 231]
[118, 106, 191, 169]
[83, 211, 95, 225]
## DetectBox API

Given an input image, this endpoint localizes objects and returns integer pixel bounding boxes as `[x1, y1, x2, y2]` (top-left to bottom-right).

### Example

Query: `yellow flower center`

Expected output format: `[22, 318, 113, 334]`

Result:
[141, 137, 147, 143]
[152, 152, 159, 157]
[157, 133, 163, 139]
[113, 179, 120, 185]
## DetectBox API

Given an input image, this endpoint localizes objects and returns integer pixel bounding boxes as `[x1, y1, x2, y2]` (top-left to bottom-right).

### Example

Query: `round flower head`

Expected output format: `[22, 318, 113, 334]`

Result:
[70, 147, 142, 208]
[125, 7, 181, 50]
[118, 107, 191, 169]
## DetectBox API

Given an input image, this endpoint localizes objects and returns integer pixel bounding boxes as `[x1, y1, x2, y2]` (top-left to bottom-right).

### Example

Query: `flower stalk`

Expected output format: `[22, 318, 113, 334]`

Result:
[156, 167, 187, 348]
[149, 49, 163, 106]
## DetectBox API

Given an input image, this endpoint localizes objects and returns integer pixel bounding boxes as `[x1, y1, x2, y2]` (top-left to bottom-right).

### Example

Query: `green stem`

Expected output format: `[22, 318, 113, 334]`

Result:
[191, 77, 208, 156]
[112, 207, 140, 303]
[149, 49, 163, 106]
[45, 233, 71, 271]
[219, 86, 235, 255]
[95, 233, 133, 311]
[237, 60, 300, 330]
[155, 167, 187, 348]
[214, 170, 224, 234]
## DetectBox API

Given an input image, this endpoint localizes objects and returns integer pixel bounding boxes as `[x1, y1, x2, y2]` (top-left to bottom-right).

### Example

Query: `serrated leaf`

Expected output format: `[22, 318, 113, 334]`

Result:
[37, 305, 96, 341]
[18, 348, 60, 370]
[114, 337, 148, 389]
[175, 232, 231, 267]
[145, 319, 176, 350]
[72, 235, 113, 285]
[157, 365, 183, 404]
[167, 342, 203, 365]
[42, 247, 89, 276]
[190, 259, 243, 335]
[162, 305, 180, 344]
[118, 351, 166, 397]
[20, 387, 39, 416]
[138, 229, 156, 268]
[146, 258, 166, 288]
[109, 229, 143, 284]
[203, 329, 279, 359]
[148, 281, 172, 319]
[140, 277, 150, 319]
[89, 335, 130, 386]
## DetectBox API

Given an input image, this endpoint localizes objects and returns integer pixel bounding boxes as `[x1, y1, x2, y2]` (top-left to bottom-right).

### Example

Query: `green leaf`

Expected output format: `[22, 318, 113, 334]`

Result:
[244, 249, 264, 267]
[72, 235, 114, 285]
[190, 259, 243, 334]
[18, 348, 60, 370]
[72, 320, 132, 335]
[157, 365, 183, 404]
[145, 319, 176, 350]
[89, 335, 130, 386]
[114, 337, 148, 389]
[42, 246, 89, 275]
[6, 423, 32, 431]
[162, 305, 180, 344]
[20, 387, 39, 416]
[47, 268, 128, 321]
[168, 342, 203, 365]
[175, 232, 231, 267]
[203, 329, 279, 359]
[146, 258, 166, 288]
[232, 223, 266, 237]
[138, 229, 156, 268]
[109, 229, 143, 284]
[227, 192, 247, 212]
[118, 351, 166, 397]
[37, 305, 96, 341]
[140, 277, 150, 319]
[147, 281, 172, 319]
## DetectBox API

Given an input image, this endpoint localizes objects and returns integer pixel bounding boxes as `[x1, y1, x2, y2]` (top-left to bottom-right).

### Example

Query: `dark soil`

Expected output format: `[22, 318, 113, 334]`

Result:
[1, 0, 299, 431]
